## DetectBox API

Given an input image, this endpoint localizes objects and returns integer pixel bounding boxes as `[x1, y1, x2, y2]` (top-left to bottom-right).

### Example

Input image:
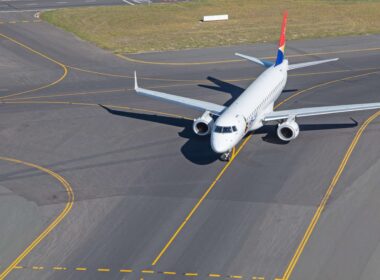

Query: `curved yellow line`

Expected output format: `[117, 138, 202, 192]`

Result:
[0, 34, 68, 100]
[0, 157, 74, 280]
[117, 47, 380, 66]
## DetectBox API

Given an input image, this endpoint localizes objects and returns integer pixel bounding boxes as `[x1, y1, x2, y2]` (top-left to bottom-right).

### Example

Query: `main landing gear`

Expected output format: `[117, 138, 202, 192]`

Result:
[220, 147, 236, 162]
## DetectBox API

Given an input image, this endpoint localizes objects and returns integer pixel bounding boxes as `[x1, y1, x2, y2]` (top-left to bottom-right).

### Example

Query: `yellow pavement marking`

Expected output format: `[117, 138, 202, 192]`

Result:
[13, 266, 23, 270]
[1, 67, 378, 103]
[185, 272, 198, 276]
[278, 112, 380, 280]
[4, 67, 377, 102]
[52, 267, 67, 271]
[150, 69, 379, 266]
[0, 157, 74, 280]
[1, 70, 378, 278]
[2, 263, 267, 279]
[1, 100, 193, 121]
[120, 269, 133, 273]
[97, 268, 110, 272]
[0, 33, 68, 100]
[75, 267, 87, 271]
[117, 47, 380, 66]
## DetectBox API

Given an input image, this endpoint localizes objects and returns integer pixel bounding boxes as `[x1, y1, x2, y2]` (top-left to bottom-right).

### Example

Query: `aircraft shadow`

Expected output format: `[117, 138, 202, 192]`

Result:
[198, 76, 245, 106]
[99, 105, 219, 165]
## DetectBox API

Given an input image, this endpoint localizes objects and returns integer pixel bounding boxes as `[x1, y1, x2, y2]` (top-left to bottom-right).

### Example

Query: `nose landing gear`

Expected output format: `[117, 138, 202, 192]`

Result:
[220, 147, 236, 162]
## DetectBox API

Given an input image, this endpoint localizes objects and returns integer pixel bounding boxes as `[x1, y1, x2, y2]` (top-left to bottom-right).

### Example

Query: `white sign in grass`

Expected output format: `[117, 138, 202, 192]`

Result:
[202, 14, 229, 22]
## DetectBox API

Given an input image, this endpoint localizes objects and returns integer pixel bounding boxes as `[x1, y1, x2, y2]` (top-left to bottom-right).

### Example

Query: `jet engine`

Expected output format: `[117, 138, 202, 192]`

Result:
[193, 111, 214, 136]
[277, 119, 300, 141]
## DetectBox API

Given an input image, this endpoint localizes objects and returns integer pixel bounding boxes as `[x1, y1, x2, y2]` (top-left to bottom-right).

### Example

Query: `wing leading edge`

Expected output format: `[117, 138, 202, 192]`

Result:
[263, 103, 380, 122]
[134, 72, 226, 116]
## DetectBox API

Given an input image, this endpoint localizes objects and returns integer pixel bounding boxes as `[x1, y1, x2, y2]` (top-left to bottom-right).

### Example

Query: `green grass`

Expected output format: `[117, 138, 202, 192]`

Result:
[42, 0, 380, 53]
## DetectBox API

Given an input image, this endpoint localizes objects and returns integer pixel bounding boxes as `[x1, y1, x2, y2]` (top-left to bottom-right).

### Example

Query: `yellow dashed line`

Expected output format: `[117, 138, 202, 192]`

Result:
[120, 269, 133, 273]
[141, 270, 155, 274]
[75, 267, 87, 271]
[97, 268, 110, 272]
[14, 266, 23, 270]
[230, 276, 243, 279]
[163, 271, 177, 275]
[32, 266, 44, 270]
[52, 267, 67, 271]
[209, 274, 222, 277]
[185, 272, 198, 277]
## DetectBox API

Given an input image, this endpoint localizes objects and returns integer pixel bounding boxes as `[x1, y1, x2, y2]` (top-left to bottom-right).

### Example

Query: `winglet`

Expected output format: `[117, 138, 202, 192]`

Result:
[134, 71, 138, 90]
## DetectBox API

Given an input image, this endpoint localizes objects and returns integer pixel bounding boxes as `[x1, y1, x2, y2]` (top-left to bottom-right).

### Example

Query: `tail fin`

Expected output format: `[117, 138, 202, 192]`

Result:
[275, 11, 288, 66]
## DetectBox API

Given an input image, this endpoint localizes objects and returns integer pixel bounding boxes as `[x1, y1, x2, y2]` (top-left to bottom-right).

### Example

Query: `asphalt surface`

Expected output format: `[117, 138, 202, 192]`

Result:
[0, 11, 380, 280]
[0, 0, 181, 11]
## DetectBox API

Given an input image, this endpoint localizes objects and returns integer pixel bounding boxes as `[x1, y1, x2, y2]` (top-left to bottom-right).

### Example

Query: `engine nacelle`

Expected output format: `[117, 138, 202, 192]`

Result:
[277, 119, 300, 141]
[193, 111, 214, 136]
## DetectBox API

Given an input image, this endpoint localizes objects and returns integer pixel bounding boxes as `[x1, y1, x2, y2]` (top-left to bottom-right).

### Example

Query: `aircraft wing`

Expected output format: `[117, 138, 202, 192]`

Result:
[263, 103, 380, 122]
[134, 72, 226, 115]
[288, 58, 339, 70]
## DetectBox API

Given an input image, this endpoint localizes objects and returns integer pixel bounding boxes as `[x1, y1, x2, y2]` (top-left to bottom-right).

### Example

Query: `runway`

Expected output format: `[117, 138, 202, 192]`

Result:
[0, 11, 380, 280]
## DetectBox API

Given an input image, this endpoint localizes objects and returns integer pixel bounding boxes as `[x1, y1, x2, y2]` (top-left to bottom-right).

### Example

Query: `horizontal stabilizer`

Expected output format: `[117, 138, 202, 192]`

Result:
[235, 53, 273, 68]
[263, 102, 380, 122]
[288, 58, 339, 71]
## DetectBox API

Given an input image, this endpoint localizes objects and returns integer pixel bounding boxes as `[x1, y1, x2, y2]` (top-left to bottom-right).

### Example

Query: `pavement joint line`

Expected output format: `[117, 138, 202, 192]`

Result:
[0, 157, 74, 280]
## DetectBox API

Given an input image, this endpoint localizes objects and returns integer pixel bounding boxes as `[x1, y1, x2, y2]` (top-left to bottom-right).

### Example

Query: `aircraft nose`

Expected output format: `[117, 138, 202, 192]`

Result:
[211, 135, 229, 154]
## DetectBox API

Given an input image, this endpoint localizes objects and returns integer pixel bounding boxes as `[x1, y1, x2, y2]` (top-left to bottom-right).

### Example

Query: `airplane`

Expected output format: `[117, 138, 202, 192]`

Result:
[134, 11, 380, 161]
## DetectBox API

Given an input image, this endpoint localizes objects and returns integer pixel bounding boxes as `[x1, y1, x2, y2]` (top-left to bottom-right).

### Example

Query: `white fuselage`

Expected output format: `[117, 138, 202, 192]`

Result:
[211, 60, 288, 153]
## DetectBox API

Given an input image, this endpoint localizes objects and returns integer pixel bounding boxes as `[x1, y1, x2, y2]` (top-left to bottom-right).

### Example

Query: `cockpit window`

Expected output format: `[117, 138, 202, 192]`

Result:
[214, 126, 237, 133]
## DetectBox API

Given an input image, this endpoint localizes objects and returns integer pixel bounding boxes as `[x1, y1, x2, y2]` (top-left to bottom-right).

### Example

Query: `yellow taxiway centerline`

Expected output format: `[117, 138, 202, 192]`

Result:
[0, 34, 68, 100]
